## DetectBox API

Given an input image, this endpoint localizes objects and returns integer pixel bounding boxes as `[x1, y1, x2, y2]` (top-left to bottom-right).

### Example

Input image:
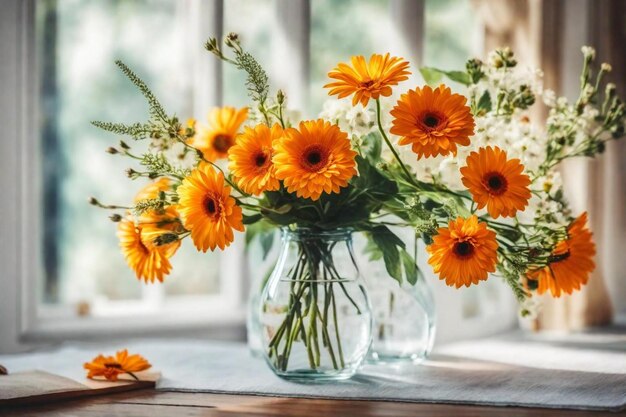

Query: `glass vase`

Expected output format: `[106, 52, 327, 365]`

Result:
[366, 271, 436, 364]
[259, 228, 372, 381]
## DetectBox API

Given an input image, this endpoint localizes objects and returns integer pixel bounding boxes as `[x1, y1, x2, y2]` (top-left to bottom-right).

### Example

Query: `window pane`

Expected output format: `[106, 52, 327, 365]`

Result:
[310, 0, 390, 111]
[424, 0, 479, 69]
[223, 0, 276, 107]
[36, 0, 220, 311]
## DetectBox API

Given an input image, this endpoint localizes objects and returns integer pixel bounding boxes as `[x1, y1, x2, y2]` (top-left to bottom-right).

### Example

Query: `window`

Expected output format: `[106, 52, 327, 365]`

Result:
[3, 0, 516, 346]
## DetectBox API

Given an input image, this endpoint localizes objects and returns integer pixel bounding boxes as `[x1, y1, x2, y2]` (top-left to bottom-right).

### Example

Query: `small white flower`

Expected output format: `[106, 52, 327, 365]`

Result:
[542, 89, 557, 107]
[581, 45, 596, 59]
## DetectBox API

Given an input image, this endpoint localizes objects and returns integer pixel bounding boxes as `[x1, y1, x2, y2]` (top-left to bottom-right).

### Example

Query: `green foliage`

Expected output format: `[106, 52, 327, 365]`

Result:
[475, 90, 492, 114]
[133, 198, 166, 216]
[114, 60, 168, 122]
[140, 153, 189, 179]
[365, 226, 419, 285]
[90, 121, 153, 140]
[360, 131, 382, 164]
[419, 67, 471, 86]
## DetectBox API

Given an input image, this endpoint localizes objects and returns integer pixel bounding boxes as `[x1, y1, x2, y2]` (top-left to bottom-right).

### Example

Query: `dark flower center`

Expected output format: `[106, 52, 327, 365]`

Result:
[361, 80, 374, 88]
[254, 152, 268, 167]
[302, 145, 328, 171]
[483, 172, 508, 195]
[212, 134, 232, 153]
[307, 151, 322, 165]
[203, 194, 220, 218]
[419, 111, 446, 130]
[104, 363, 122, 369]
[454, 241, 474, 258]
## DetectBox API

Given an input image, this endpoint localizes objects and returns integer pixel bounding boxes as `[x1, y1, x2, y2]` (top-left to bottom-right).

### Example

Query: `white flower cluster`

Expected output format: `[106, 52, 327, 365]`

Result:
[318, 98, 376, 140]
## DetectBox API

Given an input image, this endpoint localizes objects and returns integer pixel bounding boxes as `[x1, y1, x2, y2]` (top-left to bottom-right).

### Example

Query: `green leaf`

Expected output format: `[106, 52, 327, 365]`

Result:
[419, 67, 471, 86]
[361, 132, 382, 164]
[353, 155, 398, 201]
[476, 90, 492, 113]
[419, 67, 444, 86]
[243, 213, 263, 225]
[444, 70, 471, 85]
[400, 249, 418, 285]
[369, 226, 405, 284]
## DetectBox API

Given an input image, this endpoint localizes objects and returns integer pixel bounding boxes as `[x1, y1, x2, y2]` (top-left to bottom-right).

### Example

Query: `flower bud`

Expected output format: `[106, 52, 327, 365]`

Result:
[277, 89, 286, 105]
[581, 45, 596, 60]
[106, 147, 119, 154]
[119, 140, 130, 150]
[88, 197, 99, 206]
[109, 213, 122, 222]
[225, 32, 240, 48]
[154, 233, 179, 246]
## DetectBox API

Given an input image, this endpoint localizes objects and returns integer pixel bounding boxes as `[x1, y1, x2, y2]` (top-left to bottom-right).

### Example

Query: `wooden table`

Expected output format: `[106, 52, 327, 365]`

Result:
[2, 390, 624, 416]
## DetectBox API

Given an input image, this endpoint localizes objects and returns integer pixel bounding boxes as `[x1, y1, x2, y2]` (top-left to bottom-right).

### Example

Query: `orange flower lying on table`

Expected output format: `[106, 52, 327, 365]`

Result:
[84, 349, 151, 381]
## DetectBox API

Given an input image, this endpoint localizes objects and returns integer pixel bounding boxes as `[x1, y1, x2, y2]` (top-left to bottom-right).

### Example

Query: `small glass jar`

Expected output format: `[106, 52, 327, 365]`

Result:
[259, 228, 372, 381]
[366, 271, 436, 364]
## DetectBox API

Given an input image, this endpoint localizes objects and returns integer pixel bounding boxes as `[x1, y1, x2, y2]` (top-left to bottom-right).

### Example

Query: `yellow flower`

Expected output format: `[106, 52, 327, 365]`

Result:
[117, 215, 178, 283]
[527, 212, 596, 297]
[228, 123, 281, 195]
[427, 215, 498, 288]
[324, 53, 411, 106]
[272, 120, 357, 201]
[176, 163, 244, 251]
[390, 85, 475, 159]
[84, 349, 151, 381]
[134, 178, 183, 252]
[189, 107, 248, 161]
[460, 146, 531, 219]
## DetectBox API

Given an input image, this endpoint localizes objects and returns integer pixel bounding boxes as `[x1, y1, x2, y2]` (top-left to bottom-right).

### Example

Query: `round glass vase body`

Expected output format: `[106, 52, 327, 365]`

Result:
[259, 228, 372, 381]
[366, 273, 436, 364]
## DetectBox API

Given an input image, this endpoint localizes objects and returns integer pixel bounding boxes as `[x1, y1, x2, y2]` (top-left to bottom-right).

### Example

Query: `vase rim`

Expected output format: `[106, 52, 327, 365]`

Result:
[280, 226, 353, 240]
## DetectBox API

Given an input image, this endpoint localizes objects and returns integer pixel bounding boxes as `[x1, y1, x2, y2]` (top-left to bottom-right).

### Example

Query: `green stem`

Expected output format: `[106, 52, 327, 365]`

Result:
[375, 99, 415, 183]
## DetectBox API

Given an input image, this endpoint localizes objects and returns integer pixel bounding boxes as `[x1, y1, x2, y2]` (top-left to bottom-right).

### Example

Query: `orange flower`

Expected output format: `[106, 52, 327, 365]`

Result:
[84, 349, 151, 381]
[272, 120, 357, 201]
[460, 146, 531, 219]
[427, 215, 498, 288]
[176, 163, 244, 251]
[134, 178, 183, 255]
[189, 107, 248, 161]
[390, 85, 475, 159]
[228, 123, 281, 195]
[324, 53, 411, 106]
[527, 213, 596, 297]
[118, 215, 178, 283]
[178, 118, 196, 139]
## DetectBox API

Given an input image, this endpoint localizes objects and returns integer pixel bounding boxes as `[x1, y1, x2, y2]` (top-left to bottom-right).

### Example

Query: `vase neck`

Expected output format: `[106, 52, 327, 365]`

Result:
[281, 227, 353, 243]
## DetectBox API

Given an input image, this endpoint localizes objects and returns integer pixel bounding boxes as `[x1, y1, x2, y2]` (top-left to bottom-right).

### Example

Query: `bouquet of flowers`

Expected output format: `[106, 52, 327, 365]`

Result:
[92, 33, 624, 378]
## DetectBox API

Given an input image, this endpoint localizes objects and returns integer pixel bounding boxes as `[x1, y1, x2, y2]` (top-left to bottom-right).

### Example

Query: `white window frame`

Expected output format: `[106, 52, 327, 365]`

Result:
[0, 0, 517, 353]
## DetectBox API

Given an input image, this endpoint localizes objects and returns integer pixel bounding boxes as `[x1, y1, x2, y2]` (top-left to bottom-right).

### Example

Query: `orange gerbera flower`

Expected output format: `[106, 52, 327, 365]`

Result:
[134, 178, 184, 252]
[228, 123, 281, 195]
[527, 212, 596, 297]
[427, 215, 498, 288]
[272, 119, 357, 201]
[460, 146, 531, 219]
[324, 53, 411, 106]
[176, 163, 244, 251]
[84, 349, 151, 381]
[118, 215, 179, 283]
[390, 85, 475, 159]
[189, 107, 248, 161]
